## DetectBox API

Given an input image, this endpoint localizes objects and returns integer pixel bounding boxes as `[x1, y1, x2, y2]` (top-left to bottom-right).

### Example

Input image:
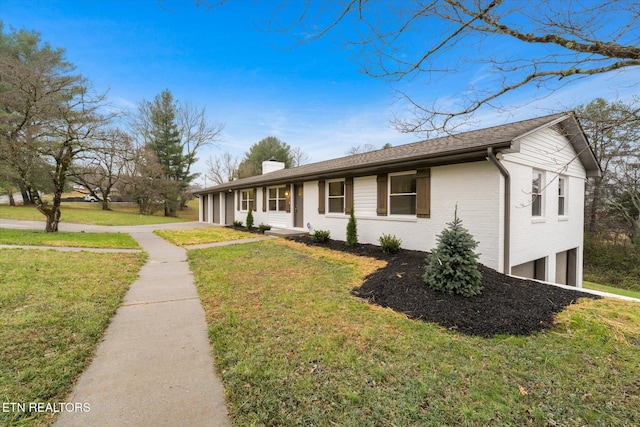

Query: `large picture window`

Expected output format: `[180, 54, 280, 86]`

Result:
[389, 173, 416, 215]
[328, 180, 345, 213]
[268, 186, 287, 211]
[240, 190, 254, 211]
[532, 170, 543, 217]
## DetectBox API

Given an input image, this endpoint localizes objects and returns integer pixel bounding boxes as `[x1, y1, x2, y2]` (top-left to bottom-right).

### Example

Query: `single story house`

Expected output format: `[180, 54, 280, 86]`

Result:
[195, 113, 601, 287]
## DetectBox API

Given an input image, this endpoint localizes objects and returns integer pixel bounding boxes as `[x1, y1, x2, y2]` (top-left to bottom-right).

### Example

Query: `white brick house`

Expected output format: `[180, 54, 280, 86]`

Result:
[195, 113, 601, 286]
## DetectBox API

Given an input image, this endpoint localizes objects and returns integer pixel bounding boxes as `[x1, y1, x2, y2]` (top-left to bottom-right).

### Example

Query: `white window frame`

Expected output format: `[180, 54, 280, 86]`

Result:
[558, 176, 567, 217]
[389, 171, 417, 216]
[532, 170, 543, 217]
[268, 186, 287, 212]
[240, 189, 254, 212]
[327, 180, 345, 213]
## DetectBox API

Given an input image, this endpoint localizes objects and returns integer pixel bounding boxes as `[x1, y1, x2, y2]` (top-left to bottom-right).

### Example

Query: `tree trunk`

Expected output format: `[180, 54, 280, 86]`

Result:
[101, 198, 110, 210]
[19, 185, 32, 206]
[8, 190, 16, 206]
[39, 187, 63, 232]
[44, 209, 61, 232]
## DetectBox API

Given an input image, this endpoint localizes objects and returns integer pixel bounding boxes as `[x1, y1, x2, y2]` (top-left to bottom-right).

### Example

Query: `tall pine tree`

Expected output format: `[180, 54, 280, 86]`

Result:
[146, 89, 186, 217]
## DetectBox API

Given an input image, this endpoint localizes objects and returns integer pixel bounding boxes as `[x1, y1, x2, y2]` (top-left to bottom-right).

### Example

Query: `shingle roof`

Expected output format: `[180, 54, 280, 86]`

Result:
[197, 112, 600, 194]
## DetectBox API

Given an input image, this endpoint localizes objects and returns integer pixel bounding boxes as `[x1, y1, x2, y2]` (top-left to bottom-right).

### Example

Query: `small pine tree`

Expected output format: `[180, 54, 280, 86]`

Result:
[423, 207, 482, 297]
[246, 207, 254, 229]
[345, 206, 358, 246]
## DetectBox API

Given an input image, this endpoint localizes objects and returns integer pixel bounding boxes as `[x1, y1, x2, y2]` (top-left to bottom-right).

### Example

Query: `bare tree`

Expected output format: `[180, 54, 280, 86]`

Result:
[576, 97, 640, 232]
[290, 145, 310, 167]
[345, 143, 378, 156]
[608, 156, 640, 244]
[0, 25, 108, 231]
[120, 147, 176, 215]
[33, 88, 108, 231]
[205, 152, 239, 185]
[70, 128, 135, 210]
[177, 100, 225, 183]
[196, 0, 640, 133]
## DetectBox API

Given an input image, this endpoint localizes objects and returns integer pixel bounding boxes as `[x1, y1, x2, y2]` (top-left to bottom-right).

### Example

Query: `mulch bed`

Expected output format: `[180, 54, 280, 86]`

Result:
[287, 235, 601, 338]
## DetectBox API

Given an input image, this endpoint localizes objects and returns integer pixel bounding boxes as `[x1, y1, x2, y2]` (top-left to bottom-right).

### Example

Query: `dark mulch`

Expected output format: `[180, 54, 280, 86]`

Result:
[287, 235, 601, 338]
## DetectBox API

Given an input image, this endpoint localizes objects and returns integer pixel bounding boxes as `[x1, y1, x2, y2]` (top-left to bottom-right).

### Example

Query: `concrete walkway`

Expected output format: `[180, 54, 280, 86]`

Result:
[1, 220, 232, 426]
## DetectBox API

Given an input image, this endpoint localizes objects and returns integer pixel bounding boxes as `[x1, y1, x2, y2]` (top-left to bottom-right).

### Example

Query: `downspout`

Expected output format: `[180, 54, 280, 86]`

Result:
[487, 147, 510, 274]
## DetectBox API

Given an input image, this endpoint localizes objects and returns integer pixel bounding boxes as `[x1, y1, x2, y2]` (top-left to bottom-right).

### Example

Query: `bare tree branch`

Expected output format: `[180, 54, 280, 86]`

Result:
[192, 0, 640, 133]
[205, 151, 239, 185]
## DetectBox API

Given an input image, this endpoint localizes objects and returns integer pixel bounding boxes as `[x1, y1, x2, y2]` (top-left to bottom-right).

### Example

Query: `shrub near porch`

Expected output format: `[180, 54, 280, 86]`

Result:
[189, 239, 640, 426]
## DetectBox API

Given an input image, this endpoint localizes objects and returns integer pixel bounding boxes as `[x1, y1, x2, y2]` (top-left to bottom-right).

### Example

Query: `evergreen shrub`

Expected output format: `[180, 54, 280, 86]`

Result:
[379, 234, 402, 253]
[346, 207, 358, 246]
[423, 208, 482, 297]
[246, 208, 254, 229]
[312, 229, 331, 242]
[258, 223, 271, 234]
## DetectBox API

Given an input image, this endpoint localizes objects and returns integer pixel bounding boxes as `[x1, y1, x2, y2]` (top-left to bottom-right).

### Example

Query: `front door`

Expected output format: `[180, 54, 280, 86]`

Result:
[294, 184, 304, 228]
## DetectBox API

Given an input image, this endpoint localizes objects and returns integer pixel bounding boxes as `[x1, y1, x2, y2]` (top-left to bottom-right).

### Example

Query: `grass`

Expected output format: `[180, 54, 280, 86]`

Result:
[584, 236, 640, 292]
[0, 199, 199, 226]
[190, 239, 640, 426]
[154, 227, 259, 246]
[583, 281, 640, 300]
[0, 228, 140, 249]
[0, 249, 146, 427]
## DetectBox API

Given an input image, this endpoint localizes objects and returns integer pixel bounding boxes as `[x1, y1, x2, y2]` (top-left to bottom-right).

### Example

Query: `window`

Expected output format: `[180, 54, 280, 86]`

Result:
[558, 177, 567, 216]
[328, 180, 345, 213]
[240, 190, 254, 211]
[532, 170, 543, 217]
[389, 173, 416, 215]
[268, 186, 287, 211]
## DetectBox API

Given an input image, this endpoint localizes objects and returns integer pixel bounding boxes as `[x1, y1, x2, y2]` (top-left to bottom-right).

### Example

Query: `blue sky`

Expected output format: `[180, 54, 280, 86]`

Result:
[2, 0, 638, 184]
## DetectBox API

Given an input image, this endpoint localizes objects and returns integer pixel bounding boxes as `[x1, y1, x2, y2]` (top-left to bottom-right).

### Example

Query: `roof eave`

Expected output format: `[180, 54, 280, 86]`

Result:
[558, 116, 603, 178]
[194, 142, 512, 194]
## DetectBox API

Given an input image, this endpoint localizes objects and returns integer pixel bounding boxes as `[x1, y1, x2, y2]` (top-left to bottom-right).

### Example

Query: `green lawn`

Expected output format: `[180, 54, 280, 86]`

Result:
[0, 228, 140, 249]
[0, 200, 198, 226]
[190, 239, 640, 426]
[154, 227, 258, 246]
[583, 281, 640, 300]
[0, 249, 146, 427]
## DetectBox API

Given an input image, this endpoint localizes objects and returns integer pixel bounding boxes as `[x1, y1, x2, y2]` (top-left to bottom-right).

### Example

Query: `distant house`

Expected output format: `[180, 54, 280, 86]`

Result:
[195, 113, 601, 287]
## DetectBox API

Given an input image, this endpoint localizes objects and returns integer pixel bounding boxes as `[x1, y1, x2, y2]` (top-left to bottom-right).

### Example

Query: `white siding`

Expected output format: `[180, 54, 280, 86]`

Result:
[304, 162, 503, 271]
[504, 127, 586, 285]
[354, 176, 377, 217]
[430, 162, 502, 270]
[507, 126, 585, 178]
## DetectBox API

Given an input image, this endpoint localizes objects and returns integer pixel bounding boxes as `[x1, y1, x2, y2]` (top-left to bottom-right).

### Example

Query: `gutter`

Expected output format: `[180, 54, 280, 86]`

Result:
[487, 147, 510, 274]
